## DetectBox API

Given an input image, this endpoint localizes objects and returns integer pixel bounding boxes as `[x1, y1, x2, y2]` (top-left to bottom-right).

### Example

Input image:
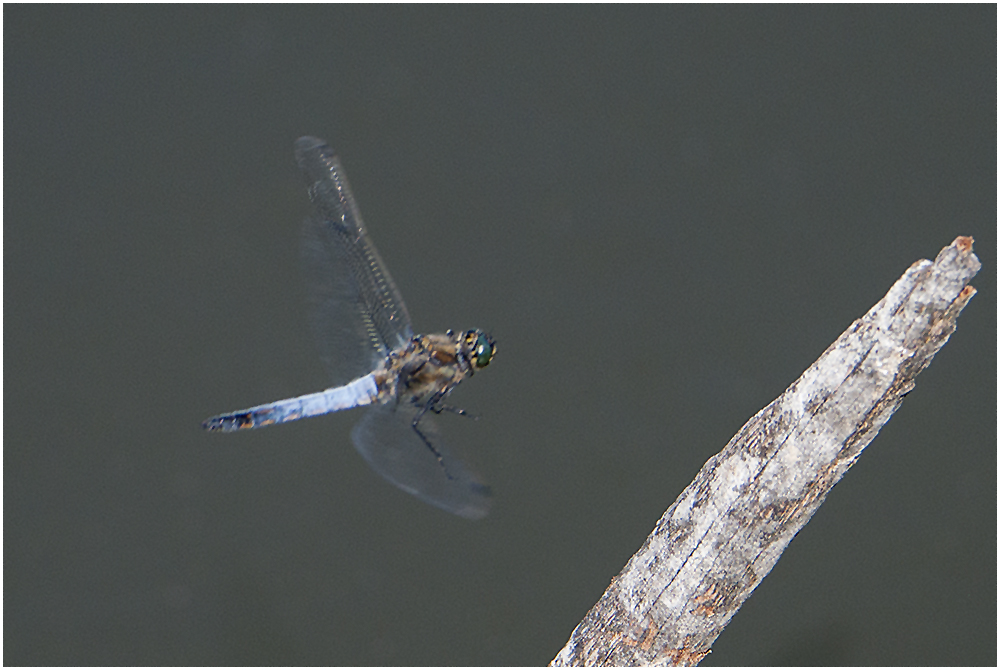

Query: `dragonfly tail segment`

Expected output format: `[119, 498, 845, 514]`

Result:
[202, 374, 379, 432]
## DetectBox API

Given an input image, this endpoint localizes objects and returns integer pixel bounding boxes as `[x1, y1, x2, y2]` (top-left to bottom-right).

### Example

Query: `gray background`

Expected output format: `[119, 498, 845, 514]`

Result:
[6, 6, 995, 666]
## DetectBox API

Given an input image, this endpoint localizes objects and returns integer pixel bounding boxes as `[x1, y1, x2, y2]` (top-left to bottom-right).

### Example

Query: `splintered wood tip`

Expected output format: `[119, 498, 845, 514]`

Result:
[954, 236, 974, 253]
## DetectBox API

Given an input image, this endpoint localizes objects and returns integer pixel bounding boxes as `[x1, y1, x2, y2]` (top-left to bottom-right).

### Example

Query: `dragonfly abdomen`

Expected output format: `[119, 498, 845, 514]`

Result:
[203, 374, 380, 431]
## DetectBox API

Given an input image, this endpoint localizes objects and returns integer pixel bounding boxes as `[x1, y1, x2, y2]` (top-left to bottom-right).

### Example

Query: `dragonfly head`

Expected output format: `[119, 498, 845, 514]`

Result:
[461, 329, 496, 370]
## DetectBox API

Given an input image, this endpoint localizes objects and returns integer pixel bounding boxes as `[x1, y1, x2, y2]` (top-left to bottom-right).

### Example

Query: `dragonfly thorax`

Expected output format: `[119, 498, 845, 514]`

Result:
[373, 329, 495, 407]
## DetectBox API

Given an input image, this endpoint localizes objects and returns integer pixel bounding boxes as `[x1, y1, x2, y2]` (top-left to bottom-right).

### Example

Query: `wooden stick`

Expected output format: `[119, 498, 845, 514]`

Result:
[550, 237, 981, 667]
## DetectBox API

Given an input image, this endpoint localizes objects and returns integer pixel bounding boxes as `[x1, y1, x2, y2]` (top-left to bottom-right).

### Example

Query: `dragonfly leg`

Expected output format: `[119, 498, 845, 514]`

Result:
[426, 387, 478, 420]
[411, 402, 456, 481]
[431, 404, 478, 420]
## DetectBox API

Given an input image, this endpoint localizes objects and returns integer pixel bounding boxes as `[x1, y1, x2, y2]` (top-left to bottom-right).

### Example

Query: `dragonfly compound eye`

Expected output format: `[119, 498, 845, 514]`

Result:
[473, 332, 495, 368]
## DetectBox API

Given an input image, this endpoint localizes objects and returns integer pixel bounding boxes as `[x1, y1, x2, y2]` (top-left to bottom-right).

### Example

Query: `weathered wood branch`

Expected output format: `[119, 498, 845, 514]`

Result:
[550, 237, 981, 667]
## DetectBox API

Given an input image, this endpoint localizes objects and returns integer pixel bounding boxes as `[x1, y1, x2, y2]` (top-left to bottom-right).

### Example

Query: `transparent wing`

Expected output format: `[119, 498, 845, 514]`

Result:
[296, 136, 413, 385]
[351, 404, 492, 520]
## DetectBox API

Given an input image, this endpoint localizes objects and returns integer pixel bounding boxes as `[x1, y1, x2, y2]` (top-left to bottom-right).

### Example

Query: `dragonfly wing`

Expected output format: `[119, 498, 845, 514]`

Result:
[297, 136, 414, 385]
[302, 213, 391, 383]
[351, 404, 492, 520]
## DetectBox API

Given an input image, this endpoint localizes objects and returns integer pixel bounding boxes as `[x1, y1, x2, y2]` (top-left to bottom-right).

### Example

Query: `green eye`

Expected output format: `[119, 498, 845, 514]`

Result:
[474, 333, 495, 368]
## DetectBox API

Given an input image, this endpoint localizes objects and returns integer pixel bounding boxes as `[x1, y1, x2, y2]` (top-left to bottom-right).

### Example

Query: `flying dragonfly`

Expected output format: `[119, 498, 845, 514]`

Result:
[203, 136, 496, 519]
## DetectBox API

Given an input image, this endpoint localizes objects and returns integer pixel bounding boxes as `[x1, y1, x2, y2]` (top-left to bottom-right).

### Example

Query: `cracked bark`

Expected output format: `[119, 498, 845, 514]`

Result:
[550, 237, 981, 667]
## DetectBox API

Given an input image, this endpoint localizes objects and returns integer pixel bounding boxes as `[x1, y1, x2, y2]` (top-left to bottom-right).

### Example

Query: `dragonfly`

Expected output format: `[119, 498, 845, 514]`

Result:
[203, 136, 496, 519]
